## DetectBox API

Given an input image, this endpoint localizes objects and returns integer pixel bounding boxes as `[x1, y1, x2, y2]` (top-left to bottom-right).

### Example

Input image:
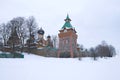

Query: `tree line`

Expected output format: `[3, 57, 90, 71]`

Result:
[78, 41, 116, 60]
[0, 16, 37, 46]
[0, 16, 58, 48]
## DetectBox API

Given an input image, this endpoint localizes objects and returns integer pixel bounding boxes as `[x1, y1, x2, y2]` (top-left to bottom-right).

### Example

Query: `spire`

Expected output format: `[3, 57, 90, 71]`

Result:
[62, 14, 73, 29]
[65, 14, 71, 21]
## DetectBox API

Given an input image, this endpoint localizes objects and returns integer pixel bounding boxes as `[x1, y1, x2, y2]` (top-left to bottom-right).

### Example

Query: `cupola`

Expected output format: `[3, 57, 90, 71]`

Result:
[38, 28, 45, 35]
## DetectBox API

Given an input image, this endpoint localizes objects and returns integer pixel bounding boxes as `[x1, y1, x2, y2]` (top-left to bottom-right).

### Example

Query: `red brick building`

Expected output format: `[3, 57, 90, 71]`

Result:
[58, 15, 79, 58]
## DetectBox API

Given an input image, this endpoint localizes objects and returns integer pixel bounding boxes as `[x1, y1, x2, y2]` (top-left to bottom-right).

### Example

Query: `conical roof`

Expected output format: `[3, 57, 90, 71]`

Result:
[7, 27, 20, 45]
[62, 14, 73, 29]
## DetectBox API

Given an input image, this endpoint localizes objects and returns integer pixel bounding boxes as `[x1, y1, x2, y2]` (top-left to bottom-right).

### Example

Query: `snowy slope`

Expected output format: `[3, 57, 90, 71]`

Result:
[0, 53, 120, 80]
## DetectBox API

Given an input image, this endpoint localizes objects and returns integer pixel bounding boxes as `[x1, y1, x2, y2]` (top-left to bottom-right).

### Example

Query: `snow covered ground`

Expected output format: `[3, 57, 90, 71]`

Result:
[0, 53, 120, 80]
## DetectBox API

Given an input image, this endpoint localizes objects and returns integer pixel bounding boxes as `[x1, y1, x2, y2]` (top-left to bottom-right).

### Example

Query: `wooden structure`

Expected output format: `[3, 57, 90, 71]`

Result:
[7, 27, 21, 46]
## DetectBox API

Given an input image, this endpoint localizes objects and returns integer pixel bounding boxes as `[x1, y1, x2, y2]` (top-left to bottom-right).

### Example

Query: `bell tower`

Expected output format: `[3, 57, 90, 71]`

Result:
[58, 14, 78, 58]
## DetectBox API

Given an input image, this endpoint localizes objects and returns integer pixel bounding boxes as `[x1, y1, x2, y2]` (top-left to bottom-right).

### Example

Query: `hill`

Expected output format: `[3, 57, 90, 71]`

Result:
[0, 53, 120, 80]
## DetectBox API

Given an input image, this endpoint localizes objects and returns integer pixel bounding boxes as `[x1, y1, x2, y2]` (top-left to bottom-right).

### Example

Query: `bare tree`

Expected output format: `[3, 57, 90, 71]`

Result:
[26, 16, 38, 38]
[5, 17, 25, 53]
[108, 45, 116, 57]
[95, 41, 116, 57]
[26, 16, 38, 53]
[9, 17, 28, 52]
[10, 17, 25, 40]
[0, 23, 11, 46]
[89, 47, 97, 60]
[52, 35, 58, 48]
[19, 24, 28, 52]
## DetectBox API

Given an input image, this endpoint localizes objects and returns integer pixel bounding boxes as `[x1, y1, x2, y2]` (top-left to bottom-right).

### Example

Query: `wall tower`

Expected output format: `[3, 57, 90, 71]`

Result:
[58, 14, 78, 58]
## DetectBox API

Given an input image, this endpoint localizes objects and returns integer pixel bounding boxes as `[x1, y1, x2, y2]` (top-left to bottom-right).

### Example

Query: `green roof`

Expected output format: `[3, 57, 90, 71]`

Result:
[62, 21, 73, 29]
[62, 14, 73, 29]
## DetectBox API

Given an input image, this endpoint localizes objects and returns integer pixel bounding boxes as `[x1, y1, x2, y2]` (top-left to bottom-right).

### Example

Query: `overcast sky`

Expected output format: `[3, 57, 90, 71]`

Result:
[0, 0, 120, 52]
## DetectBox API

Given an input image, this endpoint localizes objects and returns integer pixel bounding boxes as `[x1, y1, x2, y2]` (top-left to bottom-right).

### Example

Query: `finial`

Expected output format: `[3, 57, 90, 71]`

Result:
[65, 14, 71, 21]
[67, 14, 69, 19]
[40, 27, 42, 30]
